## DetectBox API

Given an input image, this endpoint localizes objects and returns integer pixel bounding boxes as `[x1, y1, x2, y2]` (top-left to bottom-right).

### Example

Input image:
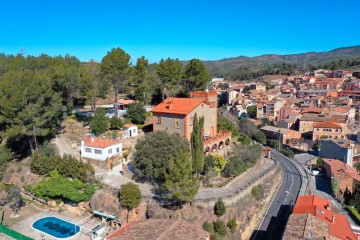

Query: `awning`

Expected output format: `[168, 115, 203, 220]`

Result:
[93, 211, 116, 220]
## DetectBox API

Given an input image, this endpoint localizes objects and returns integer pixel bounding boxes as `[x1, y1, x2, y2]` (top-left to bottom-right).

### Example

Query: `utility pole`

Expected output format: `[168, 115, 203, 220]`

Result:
[278, 130, 281, 151]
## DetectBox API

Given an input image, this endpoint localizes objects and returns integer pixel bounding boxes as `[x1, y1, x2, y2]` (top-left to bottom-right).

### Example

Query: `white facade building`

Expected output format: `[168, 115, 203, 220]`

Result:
[81, 136, 122, 161]
[124, 124, 138, 137]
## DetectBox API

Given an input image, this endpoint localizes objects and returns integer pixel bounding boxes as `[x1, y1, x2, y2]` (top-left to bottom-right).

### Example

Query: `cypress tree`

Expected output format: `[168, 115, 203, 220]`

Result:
[191, 113, 205, 174]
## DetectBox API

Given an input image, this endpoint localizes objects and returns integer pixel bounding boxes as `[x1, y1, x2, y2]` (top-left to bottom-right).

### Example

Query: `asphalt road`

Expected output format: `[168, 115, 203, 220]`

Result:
[251, 150, 302, 240]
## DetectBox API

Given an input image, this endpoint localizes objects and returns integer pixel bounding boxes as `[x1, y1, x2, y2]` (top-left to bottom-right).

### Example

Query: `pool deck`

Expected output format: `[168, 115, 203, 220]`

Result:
[12, 211, 101, 240]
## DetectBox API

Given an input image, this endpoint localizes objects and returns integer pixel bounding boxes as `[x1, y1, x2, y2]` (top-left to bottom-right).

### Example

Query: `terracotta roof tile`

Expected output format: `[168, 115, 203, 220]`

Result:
[106, 218, 209, 240]
[151, 98, 205, 115]
[333, 106, 350, 113]
[302, 107, 323, 114]
[313, 121, 342, 129]
[124, 124, 136, 128]
[83, 136, 120, 149]
[292, 195, 356, 240]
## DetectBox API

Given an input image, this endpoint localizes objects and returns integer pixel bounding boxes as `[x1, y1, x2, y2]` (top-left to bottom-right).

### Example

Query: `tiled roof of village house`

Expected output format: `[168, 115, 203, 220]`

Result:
[117, 99, 136, 105]
[302, 106, 323, 114]
[83, 136, 120, 149]
[151, 98, 205, 115]
[313, 121, 342, 129]
[283, 214, 330, 239]
[323, 158, 360, 182]
[300, 114, 330, 122]
[105, 218, 209, 240]
[124, 124, 136, 128]
[333, 106, 350, 113]
[291, 195, 357, 240]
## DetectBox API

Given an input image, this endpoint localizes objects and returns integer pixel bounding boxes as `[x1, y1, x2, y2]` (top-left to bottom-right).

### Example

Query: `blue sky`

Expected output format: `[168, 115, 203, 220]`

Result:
[1, 0, 359, 63]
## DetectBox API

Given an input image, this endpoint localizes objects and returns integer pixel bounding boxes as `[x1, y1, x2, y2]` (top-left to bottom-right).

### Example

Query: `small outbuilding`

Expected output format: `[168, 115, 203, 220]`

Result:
[124, 124, 138, 137]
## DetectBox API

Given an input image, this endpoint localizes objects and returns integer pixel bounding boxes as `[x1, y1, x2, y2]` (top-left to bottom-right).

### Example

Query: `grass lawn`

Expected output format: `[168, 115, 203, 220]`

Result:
[346, 205, 360, 222]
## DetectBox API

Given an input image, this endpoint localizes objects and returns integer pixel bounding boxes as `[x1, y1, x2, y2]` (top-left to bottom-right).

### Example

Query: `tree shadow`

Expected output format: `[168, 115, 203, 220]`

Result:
[250, 204, 291, 240]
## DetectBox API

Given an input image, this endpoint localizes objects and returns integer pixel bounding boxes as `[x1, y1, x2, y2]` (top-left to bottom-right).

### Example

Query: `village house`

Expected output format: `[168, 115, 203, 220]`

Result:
[264, 98, 286, 121]
[151, 91, 231, 154]
[250, 82, 266, 92]
[299, 113, 346, 138]
[270, 79, 283, 85]
[260, 126, 302, 145]
[332, 106, 356, 123]
[283, 195, 357, 240]
[123, 124, 138, 138]
[81, 136, 122, 161]
[323, 158, 360, 194]
[320, 139, 360, 166]
[312, 121, 345, 141]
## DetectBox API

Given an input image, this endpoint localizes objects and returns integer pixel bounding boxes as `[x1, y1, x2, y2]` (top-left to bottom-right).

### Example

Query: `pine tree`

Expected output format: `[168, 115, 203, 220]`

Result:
[191, 113, 205, 174]
[162, 151, 199, 205]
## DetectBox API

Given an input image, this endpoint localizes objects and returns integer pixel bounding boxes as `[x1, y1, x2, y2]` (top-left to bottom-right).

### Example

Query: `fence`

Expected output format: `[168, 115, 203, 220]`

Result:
[0, 224, 33, 240]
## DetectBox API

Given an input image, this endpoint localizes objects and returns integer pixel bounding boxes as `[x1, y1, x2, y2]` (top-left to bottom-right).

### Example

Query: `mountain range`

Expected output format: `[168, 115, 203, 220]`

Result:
[201, 45, 360, 79]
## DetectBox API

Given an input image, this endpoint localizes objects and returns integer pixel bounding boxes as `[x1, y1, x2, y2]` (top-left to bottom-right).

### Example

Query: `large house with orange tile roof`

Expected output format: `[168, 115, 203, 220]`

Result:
[151, 91, 231, 154]
[81, 136, 122, 161]
[283, 195, 358, 240]
[312, 121, 345, 141]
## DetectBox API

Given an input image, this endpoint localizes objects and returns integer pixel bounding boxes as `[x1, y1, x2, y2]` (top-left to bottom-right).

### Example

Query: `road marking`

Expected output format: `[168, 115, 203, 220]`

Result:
[252, 170, 284, 240]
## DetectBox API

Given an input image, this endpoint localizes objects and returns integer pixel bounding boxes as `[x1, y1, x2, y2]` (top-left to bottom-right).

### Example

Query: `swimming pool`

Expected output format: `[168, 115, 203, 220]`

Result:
[32, 217, 80, 239]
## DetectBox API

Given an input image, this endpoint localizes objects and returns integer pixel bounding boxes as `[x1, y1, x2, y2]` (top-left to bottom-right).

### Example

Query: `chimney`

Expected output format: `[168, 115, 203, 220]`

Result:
[91, 137, 94, 143]
[332, 215, 335, 223]
[168, 98, 173, 110]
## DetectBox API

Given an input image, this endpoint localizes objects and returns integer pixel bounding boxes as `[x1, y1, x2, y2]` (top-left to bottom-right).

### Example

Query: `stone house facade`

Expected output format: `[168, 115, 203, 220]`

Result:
[151, 91, 231, 153]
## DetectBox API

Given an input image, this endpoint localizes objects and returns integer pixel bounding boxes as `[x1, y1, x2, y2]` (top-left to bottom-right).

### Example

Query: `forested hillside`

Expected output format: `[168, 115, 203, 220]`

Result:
[202, 45, 360, 79]
[0, 50, 213, 156]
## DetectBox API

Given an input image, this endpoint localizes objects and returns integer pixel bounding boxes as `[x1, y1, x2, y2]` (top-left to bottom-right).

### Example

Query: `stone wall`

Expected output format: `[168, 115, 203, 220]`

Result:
[192, 162, 279, 207]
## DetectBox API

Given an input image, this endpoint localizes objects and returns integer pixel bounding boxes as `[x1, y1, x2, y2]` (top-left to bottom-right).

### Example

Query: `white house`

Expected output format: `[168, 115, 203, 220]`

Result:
[81, 136, 122, 161]
[124, 124, 138, 137]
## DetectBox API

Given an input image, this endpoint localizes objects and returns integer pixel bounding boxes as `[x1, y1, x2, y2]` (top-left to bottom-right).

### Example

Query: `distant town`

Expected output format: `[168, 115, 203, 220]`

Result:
[0, 48, 360, 240]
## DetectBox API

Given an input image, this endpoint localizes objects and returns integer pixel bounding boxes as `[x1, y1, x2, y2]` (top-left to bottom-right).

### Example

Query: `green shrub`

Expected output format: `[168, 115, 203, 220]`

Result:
[238, 133, 251, 145]
[0, 146, 12, 180]
[126, 102, 147, 124]
[90, 108, 109, 135]
[120, 182, 142, 209]
[222, 155, 249, 178]
[210, 233, 222, 240]
[281, 149, 295, 159]
[213, 219, 227, 236]
[33, 171, 96, 203]
[30, 152, 94, 183]
[227, 218, 237, 231]
[202, 221, 213, 233]
[109, 117, 123, 129]
[213, 155, 226, 171]
[251, 185, 264, 201]
[218, 117, 239, 138]
[214, 199, 226, 217]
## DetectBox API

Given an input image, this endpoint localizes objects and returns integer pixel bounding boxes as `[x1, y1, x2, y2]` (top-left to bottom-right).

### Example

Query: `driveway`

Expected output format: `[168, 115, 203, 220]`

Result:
[54, 132, 278, 202]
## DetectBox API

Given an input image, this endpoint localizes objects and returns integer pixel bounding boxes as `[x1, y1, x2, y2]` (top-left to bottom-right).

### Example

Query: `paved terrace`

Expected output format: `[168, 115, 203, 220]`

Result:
[12, 211, 101, 240]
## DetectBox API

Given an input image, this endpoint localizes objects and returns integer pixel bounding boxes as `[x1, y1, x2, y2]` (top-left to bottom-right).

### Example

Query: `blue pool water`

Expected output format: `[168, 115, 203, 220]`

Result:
[32, 217, 80, 238]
